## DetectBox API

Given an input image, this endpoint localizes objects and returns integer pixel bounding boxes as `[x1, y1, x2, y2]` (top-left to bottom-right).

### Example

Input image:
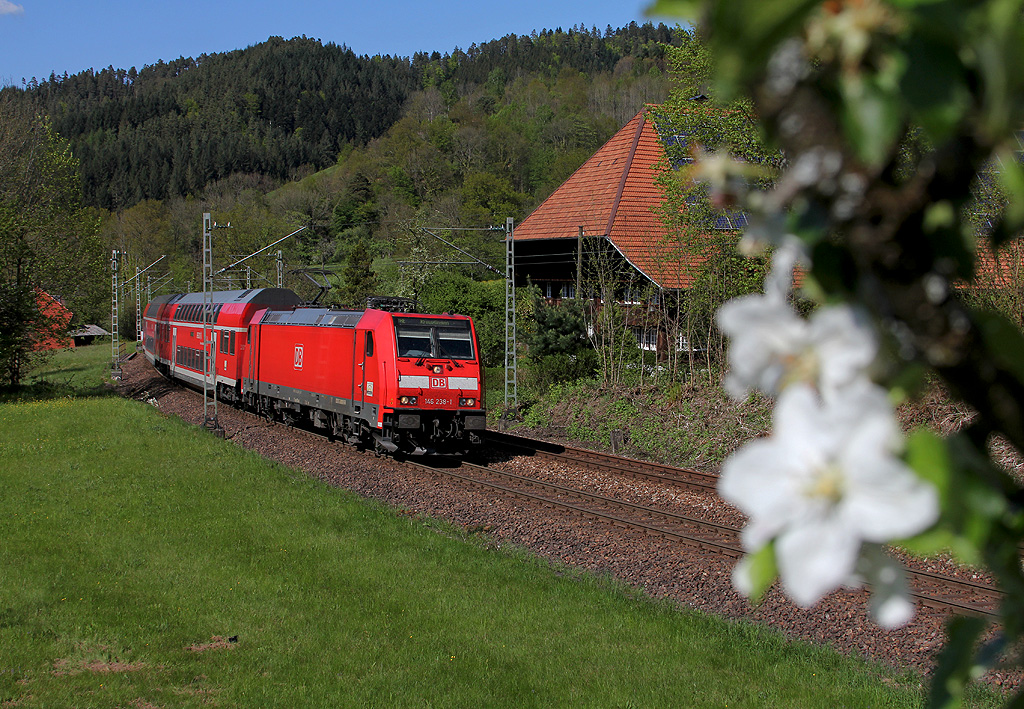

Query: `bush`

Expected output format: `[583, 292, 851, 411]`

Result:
[524, 350, 600, 392]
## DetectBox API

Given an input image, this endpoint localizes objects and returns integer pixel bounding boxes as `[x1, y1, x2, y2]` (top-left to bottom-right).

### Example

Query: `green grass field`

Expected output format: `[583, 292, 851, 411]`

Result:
[0, 345, 993, 707]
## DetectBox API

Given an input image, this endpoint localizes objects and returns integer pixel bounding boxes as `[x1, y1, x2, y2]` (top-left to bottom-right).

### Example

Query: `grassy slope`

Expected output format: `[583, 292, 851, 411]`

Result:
[514, 380, 775, 470]
[0, 346, 944, 707]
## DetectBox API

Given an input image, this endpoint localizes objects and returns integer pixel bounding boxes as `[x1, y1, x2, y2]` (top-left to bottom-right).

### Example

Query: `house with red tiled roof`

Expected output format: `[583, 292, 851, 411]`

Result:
[515, 110, 1024, 356]
[513, 107, 681, 292]
[513, 107, 721, 354]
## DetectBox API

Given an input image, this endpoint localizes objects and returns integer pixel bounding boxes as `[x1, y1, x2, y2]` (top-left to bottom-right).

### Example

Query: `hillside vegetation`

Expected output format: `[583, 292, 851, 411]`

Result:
[5, 24, 679, 210]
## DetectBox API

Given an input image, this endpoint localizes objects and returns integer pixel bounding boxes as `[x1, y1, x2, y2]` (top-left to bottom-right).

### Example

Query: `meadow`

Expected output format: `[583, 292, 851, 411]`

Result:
[0, 345, 986, 707]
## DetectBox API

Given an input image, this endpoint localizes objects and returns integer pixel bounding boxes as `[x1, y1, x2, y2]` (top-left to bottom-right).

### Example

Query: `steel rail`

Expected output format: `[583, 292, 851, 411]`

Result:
[225, 413, 1006, 622]
[406, 458, 1001, 621]
[403, 459, 744, 558]
[461, 460, 739, 537]
[485, 430, 719, 492]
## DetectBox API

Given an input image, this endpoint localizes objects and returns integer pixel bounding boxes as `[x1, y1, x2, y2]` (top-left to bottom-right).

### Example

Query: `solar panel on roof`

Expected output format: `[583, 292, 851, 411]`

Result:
[711, 209, 749, 230]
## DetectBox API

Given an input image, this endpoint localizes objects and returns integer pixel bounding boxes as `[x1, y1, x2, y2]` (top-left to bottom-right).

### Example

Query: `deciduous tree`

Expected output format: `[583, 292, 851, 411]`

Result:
[0, 95, 104, 386]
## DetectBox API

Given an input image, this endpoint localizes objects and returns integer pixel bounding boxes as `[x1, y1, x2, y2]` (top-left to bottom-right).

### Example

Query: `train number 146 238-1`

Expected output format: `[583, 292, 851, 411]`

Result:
[423, 398, 450, 406]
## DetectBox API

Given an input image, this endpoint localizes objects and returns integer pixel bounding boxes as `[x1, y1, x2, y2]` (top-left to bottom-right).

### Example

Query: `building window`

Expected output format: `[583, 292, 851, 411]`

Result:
[563, 282, 576, 299]
[633, 328, 658, 351]
[675, 334, 701, 353]
[624, 285, 644, 305]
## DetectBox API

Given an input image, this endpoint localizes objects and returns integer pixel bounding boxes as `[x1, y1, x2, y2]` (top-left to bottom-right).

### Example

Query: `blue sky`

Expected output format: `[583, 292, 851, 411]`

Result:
[0, 0, 668, 86]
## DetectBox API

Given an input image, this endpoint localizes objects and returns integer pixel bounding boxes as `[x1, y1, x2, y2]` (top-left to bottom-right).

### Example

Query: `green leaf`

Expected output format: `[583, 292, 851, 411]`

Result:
[905, 429, 952, 494]
[926, 615, 991, 709]
[839, 73, 905, 169]
[994, 151, 1024, 246]
[809, 240, 858, 297]
[900, 527, 977, 563]
[899, 8, 970, 143]
[887, 362, 929, 402]
[900, 431, 1014, 564]
[739, 543, 778, 604]
[901, 430, 982, 561]
[972, 308, 1024, 385]
[646, 0, 702, 20]
[972, 0, 1024, 138]
[889, 0, 955, 6]
[945, 434, 1007, 546]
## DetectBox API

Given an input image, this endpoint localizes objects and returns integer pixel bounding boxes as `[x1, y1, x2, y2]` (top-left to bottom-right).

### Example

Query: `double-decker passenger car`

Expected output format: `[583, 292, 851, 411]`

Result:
[143, 288, 486, 455]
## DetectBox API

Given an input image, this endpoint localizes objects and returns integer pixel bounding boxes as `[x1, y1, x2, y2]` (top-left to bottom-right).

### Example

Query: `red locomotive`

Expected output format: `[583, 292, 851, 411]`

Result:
[142, 288, 486, 455]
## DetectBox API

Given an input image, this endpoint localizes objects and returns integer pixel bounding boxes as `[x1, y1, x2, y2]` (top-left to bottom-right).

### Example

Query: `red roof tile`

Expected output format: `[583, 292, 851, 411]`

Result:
[515, 108, 699, 289]
[973, 237, 1024, 290]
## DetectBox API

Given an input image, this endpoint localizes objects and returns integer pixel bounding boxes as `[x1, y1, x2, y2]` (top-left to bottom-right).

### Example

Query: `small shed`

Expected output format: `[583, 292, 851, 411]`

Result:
[70, 324, 111, 347]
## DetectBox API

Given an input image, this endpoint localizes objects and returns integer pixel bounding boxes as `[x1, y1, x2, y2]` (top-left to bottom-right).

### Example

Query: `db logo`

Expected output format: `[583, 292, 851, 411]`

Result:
[294, 345, 304, 369]
[430, 377, 447, 388]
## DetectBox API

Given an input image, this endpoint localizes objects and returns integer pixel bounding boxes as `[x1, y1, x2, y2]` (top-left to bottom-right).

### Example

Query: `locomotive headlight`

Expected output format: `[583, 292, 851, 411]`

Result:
[431, 364, 443, 374]
[399, 395, 418, 405]
[459, 398, 476, 408]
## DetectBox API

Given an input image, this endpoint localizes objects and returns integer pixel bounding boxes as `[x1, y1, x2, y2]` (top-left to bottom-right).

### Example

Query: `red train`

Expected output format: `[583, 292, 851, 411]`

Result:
[142, 288, 486, 455]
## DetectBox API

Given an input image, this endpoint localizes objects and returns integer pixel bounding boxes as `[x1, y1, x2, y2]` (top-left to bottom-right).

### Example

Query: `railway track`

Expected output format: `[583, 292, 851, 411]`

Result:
[481, 430, 1004, 621]
[120, 354, 1023, 681]
[484, 429, 719, 493]
[266, 418, 1005, 621]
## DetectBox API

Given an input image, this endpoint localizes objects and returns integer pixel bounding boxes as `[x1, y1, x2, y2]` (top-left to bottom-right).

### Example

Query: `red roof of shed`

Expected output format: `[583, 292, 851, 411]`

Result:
[514, 108, 696, 289]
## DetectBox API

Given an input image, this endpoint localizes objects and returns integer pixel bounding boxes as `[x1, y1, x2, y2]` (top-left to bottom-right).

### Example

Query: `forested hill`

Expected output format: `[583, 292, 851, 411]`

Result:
[3, 22, 682, 210]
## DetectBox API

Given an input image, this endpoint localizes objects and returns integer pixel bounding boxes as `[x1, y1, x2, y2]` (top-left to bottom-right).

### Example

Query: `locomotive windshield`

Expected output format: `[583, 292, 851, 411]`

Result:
[394, 317, 475, 360]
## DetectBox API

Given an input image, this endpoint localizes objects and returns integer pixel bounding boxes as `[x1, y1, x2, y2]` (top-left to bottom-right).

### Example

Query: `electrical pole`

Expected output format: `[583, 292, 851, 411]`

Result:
[416, 222, 516, 412]
[504, 217, 517, 411]
[135, 266, 142, 345]
[202, 213, 224, 437]
[110, 250, 122, 380]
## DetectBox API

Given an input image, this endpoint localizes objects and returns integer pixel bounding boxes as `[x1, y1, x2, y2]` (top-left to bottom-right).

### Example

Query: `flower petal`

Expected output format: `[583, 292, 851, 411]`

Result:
[717, 294, 807, 397]
[776, 520, 861, 606]
[857, 545, 917, 628]
[809, 305, 877, 398]
[841, 457, 939, 541]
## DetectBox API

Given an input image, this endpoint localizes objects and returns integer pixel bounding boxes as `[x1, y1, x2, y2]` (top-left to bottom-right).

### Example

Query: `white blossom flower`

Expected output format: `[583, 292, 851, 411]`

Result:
[719, 382, 938, 608]
[716, 292, 805, 398]
[717, 297, 877, 400]
[850, 544, 916, 629]
[762, 238, 804, 300]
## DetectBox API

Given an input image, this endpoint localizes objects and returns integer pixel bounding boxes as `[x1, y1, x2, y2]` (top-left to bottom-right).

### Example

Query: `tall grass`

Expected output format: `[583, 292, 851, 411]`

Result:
[0, 346, 984, 707]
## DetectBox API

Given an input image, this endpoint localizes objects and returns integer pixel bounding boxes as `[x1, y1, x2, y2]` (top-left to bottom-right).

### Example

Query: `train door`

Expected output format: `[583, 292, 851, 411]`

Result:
[352, 331, 366, 415]
[171, 327, 177, 374]
[353, 329, 378, 417]
[362, 330, 378, 412]
[246, 323, 258, 395]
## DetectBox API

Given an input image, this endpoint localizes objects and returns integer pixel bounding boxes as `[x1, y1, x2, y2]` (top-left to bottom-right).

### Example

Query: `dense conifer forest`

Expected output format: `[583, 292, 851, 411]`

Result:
[2, 23, 682, 210]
